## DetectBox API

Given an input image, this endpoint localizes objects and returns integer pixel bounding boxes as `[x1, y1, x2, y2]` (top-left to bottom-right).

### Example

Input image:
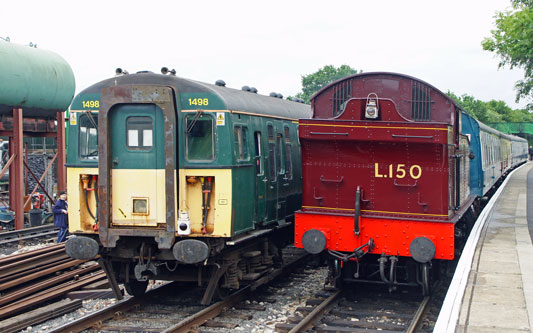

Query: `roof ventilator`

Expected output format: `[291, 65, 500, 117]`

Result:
[161, 67, 176, 75]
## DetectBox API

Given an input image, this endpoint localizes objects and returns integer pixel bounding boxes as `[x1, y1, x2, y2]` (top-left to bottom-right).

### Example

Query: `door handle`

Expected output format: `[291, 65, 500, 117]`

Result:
[112, 158, 119, 166]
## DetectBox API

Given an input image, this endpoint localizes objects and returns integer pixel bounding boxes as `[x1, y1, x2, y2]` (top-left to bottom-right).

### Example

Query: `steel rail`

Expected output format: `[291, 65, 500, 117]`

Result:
[163, 287, 250, 333]
[0, 271, 106, 320]
[0, 230, 58, 246]
[51, 250, 309, 333]
[0, 225, 56, 239]
[0, 263, 97, 306]
[0, 249, 68, 281]
[49, 283, 173, 333]
[166, 252, 309, 332]
[406, 295, 431, 333]
[0, 243, 64, 266]
[288, 289, 341, 333]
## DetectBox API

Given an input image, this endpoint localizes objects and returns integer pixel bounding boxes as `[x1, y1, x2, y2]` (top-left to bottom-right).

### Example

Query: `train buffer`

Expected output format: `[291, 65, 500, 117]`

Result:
[435, 162, 533, 332]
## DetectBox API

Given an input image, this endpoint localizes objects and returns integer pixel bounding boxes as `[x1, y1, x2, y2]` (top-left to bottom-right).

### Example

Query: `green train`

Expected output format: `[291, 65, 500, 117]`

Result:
[65, 69, 311, 303]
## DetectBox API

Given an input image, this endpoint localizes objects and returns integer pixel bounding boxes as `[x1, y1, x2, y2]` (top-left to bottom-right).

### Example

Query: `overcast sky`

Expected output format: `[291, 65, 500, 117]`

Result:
[1, 0, 527, 109]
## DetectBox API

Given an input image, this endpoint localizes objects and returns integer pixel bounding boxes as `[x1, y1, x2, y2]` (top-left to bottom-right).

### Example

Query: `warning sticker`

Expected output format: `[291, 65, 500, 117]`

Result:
[216, 112, 225, 126]
[70, 112, 77, 125]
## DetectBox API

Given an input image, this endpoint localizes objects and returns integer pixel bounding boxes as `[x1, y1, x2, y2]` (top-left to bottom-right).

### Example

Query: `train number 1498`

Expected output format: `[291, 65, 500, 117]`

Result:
[374, 163, 422, 179]
[188, 98, 209, 106]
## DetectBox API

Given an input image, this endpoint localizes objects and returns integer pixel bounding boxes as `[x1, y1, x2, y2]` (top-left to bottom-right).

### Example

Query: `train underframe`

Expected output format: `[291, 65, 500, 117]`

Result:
[323, 205, 479, 296]
[94, 224, 295, 305]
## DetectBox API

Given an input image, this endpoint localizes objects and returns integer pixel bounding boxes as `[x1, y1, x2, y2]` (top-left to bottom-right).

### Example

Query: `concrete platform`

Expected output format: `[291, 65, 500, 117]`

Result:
[456, 162, 533, 332]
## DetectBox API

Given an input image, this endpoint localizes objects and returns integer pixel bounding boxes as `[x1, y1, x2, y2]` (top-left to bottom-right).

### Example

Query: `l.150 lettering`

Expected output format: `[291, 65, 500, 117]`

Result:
[374, 163, 422, 179]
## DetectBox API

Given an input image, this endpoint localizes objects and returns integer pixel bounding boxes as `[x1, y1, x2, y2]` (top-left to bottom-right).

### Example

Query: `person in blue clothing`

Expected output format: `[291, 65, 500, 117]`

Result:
[53, 191, 68, 243]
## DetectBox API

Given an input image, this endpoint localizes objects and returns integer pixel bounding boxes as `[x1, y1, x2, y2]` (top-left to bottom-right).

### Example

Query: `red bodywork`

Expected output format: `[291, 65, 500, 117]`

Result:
[295, 73, 472, 261]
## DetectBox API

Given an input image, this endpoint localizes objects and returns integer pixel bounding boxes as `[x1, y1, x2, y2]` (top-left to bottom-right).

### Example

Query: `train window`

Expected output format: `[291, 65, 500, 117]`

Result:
[284, 126, 291, 142]
[276, 134, 284, 175]
[285, 143, 293, 180]
[267, 125, 276, 181]
[234, 126, 249, 161]
[254, 132, 264, 175]
[126, 116, 153, 150]
[186, 114, 214, 161]
[79, 113, 98, 160]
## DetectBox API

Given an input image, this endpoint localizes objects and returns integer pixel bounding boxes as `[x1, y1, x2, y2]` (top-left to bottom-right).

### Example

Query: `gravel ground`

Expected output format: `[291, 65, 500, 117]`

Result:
[3, 239, 330, 333]
[0, 239, 56, 257]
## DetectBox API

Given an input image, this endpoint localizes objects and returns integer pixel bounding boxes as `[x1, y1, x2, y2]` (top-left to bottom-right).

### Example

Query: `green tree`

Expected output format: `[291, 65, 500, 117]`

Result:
[293, 65, 361, 103]
[482, 0, 533, 107]
[447, 90, 533, 123]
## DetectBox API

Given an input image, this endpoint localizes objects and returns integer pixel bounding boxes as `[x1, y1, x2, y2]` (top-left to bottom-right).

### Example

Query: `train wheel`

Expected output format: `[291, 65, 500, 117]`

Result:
[421, 263, 430, 296]
[125, 280, 148, 297]
[215, 284, 231, 301]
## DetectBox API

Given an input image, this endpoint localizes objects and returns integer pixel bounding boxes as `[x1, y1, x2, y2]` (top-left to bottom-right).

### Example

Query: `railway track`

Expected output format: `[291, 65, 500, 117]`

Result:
[276, 287, 432, 332]
[51, 247, 309, 333]
[0, 224, 58, 246]
[0, 243, 105, 332]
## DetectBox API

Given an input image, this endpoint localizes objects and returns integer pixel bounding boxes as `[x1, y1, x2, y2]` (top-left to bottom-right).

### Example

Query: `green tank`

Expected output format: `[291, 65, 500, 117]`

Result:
[0, 40, 75, 117]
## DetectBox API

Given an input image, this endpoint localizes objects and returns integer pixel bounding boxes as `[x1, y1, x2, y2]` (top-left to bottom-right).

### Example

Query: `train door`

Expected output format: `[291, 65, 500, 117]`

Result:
[265, 123, 278, 223]
[109, 104, 164, 227]
[254, 131, 267, 223]
[275, 132, 287, 221]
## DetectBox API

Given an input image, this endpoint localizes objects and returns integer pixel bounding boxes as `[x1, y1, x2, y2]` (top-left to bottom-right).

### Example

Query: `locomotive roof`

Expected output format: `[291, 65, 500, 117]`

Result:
[76, 72, 312, 119]
[310, 71, 463, 111]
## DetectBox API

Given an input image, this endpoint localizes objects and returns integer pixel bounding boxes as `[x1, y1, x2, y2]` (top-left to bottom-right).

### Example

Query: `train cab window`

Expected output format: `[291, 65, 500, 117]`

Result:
[126, 116, 153, 150]
[79, 113, 98, 160]
[234, 126, 249, 161]
[186, 114, 214, 161]
[254, 132, 264, 175]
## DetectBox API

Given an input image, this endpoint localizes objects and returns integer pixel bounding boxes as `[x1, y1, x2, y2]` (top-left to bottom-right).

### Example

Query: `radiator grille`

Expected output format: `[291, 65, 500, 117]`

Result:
[332, 80, 352, 117]
[411, 82, 432, 121]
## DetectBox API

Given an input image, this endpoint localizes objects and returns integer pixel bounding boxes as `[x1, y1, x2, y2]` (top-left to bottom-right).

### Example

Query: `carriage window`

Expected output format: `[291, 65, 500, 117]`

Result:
[276, 134, 284, 175]
[267, 125, 276, 181]
[284, 126, 291, 142]
[234, 126, 249, 161]
[285, 143, 293, 180]
[127, 116, 153, 150]
[186, 114, 214, 161]
[79, 113, 98, 160]
[254, 132, 263, 175]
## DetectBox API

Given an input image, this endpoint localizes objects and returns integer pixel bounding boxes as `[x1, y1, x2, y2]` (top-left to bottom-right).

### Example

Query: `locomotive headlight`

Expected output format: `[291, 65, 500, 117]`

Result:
[177, 211, 191, 235]
[365, 93, 379, 119]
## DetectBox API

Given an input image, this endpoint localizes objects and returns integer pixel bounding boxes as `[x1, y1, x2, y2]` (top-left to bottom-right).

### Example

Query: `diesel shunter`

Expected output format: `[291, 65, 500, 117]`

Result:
[295, 72, 527, 294]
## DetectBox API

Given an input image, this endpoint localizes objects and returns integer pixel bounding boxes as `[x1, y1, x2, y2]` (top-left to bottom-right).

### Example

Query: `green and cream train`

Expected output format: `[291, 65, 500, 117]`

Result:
[65, 70, 311, 303]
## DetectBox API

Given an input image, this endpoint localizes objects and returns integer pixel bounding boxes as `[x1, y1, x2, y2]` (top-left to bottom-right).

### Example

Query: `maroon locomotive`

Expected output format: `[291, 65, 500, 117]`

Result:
[295, 72, 474, 294]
